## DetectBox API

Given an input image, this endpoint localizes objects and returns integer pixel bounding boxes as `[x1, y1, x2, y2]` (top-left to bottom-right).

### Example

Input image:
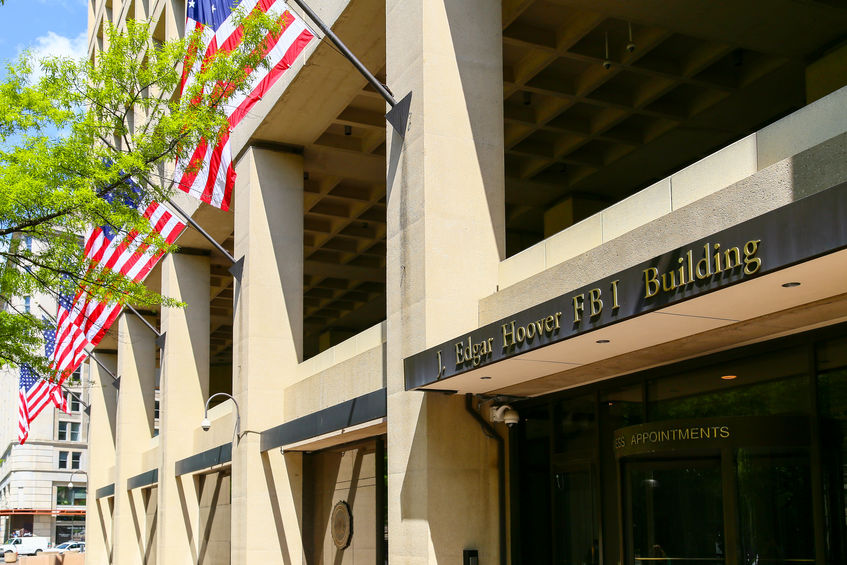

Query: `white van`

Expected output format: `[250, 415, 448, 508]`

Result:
[0, 536, 50, 556]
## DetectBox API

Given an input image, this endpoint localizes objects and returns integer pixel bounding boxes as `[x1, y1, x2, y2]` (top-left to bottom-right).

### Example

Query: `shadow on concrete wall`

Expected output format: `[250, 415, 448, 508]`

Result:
[126, 485, 158, 565]
[332, 449, 363, 565]
[399, 394, 499, 564]
[175, 476, 199, 564]
[143, 487, 158, 565]
[790, 131, 847, 202]
[262, 451, 294, 565]
[196, 471, 230, 565]
[96, 497, 114, 564]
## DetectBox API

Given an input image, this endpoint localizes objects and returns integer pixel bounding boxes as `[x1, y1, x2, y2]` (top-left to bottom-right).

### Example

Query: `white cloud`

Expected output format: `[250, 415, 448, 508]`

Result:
[29, 31, 88, 62]
[19, 31, 87, 81]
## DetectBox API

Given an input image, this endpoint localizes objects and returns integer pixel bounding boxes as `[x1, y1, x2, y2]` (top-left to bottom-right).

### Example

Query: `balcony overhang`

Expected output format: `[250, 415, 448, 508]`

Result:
[404, 181, 847, 397]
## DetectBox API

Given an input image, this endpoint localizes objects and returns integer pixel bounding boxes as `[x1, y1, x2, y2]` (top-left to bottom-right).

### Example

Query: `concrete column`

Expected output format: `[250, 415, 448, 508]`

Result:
[386, 0, 505, 563]
[85, 355, 118, 565]
[112, 314, 157, 565]
[157, 253, 210, 565]
[230, 147, 303, 565]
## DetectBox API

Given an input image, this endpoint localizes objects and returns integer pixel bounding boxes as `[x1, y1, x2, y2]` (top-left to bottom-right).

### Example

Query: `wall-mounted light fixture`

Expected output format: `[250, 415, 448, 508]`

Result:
[67, 469, 88, 490]
[200, 393, 241, 444]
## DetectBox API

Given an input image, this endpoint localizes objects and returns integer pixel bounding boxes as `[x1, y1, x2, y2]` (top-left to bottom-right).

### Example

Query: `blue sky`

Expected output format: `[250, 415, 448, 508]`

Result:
[0, 0, 88, 69]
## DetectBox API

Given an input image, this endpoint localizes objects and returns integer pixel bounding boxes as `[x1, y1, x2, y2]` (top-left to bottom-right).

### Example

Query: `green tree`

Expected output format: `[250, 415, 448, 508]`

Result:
[0, 11, 281, 372]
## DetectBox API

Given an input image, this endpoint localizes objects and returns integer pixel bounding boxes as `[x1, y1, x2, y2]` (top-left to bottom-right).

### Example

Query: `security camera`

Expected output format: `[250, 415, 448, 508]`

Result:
[503, 407, 520, 427]
[602, 59, 612, 70]
[200, 417, 211, 432]
[491, 405, 520, 427]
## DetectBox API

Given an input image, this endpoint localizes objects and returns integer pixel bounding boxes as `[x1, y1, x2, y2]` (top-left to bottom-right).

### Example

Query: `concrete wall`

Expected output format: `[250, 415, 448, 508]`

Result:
[197, 472, 231, 565]
[142, 486, 157, 565]
[304, 445, 379, 565]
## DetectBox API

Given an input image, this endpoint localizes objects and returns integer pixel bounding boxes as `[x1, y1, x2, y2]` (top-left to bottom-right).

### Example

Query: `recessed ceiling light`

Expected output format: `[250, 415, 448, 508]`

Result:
[480, 376, 492, 380]
[782, 282, 801, 288]
[721, 375, 737, 380]
[596, 339, 610, 344]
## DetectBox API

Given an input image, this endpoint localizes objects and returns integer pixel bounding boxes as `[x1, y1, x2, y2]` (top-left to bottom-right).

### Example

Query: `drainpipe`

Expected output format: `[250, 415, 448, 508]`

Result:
[464, 394, 506, 565]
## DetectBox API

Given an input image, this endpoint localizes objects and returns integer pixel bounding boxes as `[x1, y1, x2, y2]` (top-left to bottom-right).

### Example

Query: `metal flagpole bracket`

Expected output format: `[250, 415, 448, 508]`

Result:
[386, 92, 412, 137]
[90, 354, 120, 385]
[289, 0, 411, 137]
[156, 332, 167, 350]
[228, 256, 244, 280]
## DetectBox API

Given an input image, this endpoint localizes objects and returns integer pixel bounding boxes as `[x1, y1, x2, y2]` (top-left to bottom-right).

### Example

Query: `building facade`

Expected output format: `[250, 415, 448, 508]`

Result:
[0, 293, 89, 545]
[84, 1, 847, 564]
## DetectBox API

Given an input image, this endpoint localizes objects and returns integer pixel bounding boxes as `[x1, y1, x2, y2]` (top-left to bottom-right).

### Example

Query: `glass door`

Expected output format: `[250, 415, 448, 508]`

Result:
[626, 458, 725, 565]
[552, 462, 600, 565]
[735, 449, 815, 565]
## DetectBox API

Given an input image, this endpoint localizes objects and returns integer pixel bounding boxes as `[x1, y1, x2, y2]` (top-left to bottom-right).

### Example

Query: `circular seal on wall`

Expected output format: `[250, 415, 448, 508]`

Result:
[331, 500, 353, 550]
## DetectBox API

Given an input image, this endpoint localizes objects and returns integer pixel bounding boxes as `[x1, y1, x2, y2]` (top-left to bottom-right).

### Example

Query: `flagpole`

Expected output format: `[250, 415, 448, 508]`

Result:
[287, 0, 411, 136]
[288, 0, 397, 107]
[165, 197, 237, 265]
[125, 304, 162, 338]
[51, 374, 89, 410]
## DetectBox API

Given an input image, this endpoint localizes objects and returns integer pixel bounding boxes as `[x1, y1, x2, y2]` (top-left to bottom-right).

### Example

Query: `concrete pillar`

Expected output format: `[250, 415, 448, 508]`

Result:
[386, 0, 505, 563]
[230, 147, 303, 565]
[113, 314, 157, 565]
[85, 354, 118, 565]
[157, 253, 210, 565]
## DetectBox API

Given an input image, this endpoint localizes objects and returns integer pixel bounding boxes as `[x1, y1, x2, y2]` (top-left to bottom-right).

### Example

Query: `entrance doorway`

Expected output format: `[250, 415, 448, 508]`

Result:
[626, 458, 723, 565]
[617, 418, 816, 565]
[510, 325, 847, 565]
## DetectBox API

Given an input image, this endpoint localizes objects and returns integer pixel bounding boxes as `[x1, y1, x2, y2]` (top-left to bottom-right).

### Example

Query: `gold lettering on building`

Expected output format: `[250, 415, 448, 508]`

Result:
[615, 425, 731, 450]
[455, 336, 495, 367]
[502, 312, 563, 350]
[642, 240, 763, 299]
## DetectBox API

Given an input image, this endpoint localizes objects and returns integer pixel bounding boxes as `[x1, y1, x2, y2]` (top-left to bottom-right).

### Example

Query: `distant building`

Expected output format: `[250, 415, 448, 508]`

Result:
[0, 293, 90, 545]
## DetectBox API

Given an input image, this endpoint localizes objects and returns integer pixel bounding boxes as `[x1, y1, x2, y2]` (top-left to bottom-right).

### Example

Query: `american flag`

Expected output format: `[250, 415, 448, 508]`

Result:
[48, 185, 186, 382]
[174, 0, 314, 210]
[48, 289, 90, 383]
[18, 327, 69, 444]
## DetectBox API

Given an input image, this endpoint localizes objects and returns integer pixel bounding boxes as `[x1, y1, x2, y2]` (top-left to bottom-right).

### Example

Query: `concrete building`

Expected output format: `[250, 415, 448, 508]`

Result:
[84, 1, 847, 564]
[0, 293, 90, 545]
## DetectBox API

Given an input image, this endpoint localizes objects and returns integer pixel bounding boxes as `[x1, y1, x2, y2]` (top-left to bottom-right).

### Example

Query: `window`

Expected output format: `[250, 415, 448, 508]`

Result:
[154, 395, 160, 436]
[55, 516, 85, 544]
[71, 452, 81, 469]
[59, 422, 81, 441]
[23, 296, 30, 313]
[69, 394, 81, 413]
[56, 486, 86, 506]
[58, 451, 68, 469]
[24, 236, 32, 252]
[68, 367, 81, 385]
